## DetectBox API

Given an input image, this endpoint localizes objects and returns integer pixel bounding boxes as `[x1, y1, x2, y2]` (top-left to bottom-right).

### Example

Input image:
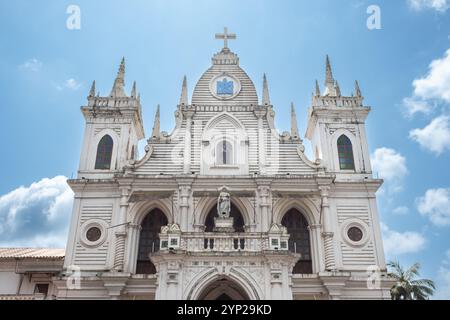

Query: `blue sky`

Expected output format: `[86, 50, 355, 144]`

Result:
[1, 0, 450, 298]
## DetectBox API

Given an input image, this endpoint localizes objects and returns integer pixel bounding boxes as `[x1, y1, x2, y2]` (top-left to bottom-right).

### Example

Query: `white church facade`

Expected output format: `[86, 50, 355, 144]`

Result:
[0, 29, 393, 300]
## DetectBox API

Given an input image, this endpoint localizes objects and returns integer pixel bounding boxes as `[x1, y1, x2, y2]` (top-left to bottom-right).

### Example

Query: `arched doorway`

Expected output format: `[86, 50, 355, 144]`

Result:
[281, 208, 313, 274]
[198, 277, 250, 300]
[205, 202, 245, 232]
[136, 208, 168, 274]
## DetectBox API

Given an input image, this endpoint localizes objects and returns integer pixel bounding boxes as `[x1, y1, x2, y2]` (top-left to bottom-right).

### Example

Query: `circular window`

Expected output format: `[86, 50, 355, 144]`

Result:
[86, 227, 102, 242]
[347, 226, 363, 242]
[79, 219, 108, 248]
[209, 72, 241, 100]
[341, 219, 370, 247]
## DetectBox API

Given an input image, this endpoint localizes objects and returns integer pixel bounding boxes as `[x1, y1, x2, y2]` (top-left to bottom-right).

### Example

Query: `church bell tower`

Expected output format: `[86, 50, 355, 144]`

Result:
[306, 56, 373, 177]
[77, 58, 145, 179]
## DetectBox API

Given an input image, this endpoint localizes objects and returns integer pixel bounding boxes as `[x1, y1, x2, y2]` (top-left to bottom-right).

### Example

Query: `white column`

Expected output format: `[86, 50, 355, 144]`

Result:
[178, 184, 191, 231]
[183, 111, 194, 174]
[258, 185, 271, 232]
[113, 186, 130, 271]
[254, 109, 266, 174]
[309, 224, 325, 273]
[124, 223, 141, 273]
[319, 186, 336, 271]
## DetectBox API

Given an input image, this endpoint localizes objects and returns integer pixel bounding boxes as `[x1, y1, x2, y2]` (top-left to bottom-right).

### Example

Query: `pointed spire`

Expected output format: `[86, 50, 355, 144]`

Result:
[110, 57, 127, 98]
[131, 81, 137, 98]
[262, 73, 271, 105]
[325, 55, 334, 84]
[315, 80, 321, 96]
[89, 80, 96, 97]
[179, 75, 189, 105]
[355, 80, 362, 98]
[324, 55, 338, 96]
[152, 104, 160, 138]
[291, 102, 299, 139]
[335, 81, 341, 97]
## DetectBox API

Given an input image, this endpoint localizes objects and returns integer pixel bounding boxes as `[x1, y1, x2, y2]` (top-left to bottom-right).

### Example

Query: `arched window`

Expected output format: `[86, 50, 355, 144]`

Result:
[337, 135, 355, 170]
[216, 139, 233, 165]
[281, 209, 313, 274]
[95, 135, 113, 170]
[136, 209, 168, 274]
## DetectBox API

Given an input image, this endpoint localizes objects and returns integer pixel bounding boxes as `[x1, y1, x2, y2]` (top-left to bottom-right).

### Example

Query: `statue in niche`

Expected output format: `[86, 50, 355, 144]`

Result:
[217, 190, 231, 219]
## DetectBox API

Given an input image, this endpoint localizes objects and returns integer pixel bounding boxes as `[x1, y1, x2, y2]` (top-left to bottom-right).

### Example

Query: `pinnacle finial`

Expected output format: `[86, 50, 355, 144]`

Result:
[355, 80, 362, 97]
[324, 55, 338, 96]
[262, 73, 271, 105]
[110, 57, 127, 98]
[179, 75, 189, 105]
[335, 81, 341, 97]
[291, 102, 299, 139]
[89, 80, 96, 97]
[118, 57, 125, 78]
[315, 80, 321, 96]
[152, 104, 161, 139]
[325, 55, 334, 84]
[131, 81, 137, 98]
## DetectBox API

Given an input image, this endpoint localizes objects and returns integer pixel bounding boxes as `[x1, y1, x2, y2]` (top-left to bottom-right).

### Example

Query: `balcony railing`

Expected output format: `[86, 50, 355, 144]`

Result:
[159, 232, 290, 254]
[185, 233, 263, 252]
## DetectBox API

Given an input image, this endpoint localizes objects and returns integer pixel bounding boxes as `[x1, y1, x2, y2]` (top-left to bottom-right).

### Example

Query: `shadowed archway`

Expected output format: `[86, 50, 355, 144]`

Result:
[204, 202, 245, 232]
[198, 277, 250, 300]
[281, 208, 313, 274]
[136, 208, 168, 274]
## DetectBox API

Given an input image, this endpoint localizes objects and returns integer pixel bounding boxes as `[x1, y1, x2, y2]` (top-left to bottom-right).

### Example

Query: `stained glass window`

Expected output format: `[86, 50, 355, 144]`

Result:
[337, 135, 355, 170]
[217, 78, 233, 95]
[95, 135, 113, 170]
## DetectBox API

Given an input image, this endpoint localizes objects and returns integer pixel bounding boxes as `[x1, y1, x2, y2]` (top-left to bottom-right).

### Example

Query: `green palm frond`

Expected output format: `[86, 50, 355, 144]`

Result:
[404, 262, 421, 281]
[387, 260, 435, 300]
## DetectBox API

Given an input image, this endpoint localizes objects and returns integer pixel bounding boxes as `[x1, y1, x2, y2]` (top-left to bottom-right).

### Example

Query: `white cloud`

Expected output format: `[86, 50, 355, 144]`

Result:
[435, 250, 450, 299]
[417, 188, 450, 226]
[381, 223, 426, 256]
[19, 58, 43, 72]
[56, 78, 82, 91]
[0, 176, 73, 248]
[402, 97, 434, 117]
[408, 0, 450, 12]
[409, 116, 450, 155]
[393, 206, 409, 215]
[402, 48, 450, 123]
[371, 148, 408, 194]
[413, 49, 450, 103]
[435, 266, 450, 299]
[65, 78, 81, 90]
[371, 148, 408, 181]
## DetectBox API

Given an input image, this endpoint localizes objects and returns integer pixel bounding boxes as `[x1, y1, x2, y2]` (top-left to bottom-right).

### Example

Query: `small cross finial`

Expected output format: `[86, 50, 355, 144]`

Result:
[215, 27, 236, 50]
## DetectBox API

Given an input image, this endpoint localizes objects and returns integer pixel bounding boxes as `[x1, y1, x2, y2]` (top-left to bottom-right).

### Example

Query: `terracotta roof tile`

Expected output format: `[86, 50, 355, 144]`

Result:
[0, 248, 65, 260]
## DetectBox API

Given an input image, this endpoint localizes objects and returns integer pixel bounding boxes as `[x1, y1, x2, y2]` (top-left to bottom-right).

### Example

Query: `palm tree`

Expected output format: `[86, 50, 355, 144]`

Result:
[387, 261, 435, 300]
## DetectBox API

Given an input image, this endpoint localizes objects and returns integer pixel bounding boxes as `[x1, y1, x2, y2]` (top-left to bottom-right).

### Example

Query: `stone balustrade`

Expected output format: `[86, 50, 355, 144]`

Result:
[159, 231, 290, 254]
[312, 96, 363, 108]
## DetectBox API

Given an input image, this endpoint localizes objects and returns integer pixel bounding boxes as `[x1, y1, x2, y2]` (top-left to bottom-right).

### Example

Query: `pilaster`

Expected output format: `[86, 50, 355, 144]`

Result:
[113, 184, 131, 271]
[319, 185, 336, 271]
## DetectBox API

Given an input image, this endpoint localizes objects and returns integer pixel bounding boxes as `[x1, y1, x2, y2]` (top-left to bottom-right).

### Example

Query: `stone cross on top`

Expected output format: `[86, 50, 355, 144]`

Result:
[215, 27, 236, 50]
